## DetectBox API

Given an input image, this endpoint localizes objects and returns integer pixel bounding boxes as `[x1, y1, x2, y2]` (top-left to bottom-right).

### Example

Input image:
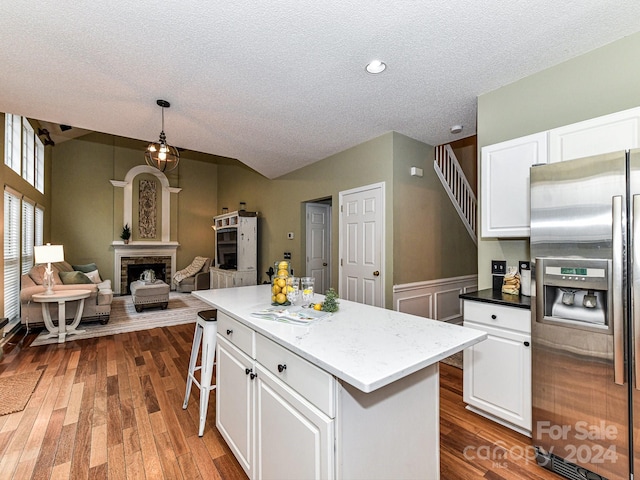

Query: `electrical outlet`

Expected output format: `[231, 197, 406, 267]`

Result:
[284, 252, 291, 259]
[491, 260, 507, 275]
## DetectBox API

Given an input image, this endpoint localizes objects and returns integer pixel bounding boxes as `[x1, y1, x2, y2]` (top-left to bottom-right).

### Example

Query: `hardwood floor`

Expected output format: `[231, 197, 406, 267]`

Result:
[439, 365, 560, 480]
[0, 324, 560, 479]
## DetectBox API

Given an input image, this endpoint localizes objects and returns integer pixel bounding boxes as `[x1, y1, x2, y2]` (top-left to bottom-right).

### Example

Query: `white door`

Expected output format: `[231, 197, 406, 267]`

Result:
[339, 182, 385, 307]
[305, 203, 331, 293]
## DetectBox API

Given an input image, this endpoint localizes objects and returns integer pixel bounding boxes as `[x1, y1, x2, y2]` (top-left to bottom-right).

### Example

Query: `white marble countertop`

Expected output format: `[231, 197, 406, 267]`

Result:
[193, 285, 486, 393]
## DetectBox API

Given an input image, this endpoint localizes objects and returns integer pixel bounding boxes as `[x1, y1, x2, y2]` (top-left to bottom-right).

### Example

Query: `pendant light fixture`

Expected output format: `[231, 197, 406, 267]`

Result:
[145, 99, 180, 172]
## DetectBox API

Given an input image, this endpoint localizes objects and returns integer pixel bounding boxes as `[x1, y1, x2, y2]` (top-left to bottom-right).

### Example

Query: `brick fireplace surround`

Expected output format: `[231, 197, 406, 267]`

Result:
[112, 242, 179, 295]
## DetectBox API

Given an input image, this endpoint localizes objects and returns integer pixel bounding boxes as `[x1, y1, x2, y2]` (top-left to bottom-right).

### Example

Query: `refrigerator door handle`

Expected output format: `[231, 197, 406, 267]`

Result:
[613, 195, 625, 385]
[634, 195, 640, 390]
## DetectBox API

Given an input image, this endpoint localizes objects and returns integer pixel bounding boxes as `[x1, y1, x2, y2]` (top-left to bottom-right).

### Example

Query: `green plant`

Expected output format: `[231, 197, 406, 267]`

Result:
[120, 223, 131, 241]
[322, 288, 339, 312]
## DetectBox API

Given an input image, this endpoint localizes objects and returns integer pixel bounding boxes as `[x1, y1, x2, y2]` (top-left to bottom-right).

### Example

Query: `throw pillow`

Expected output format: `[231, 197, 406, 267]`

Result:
[59, 271, 93, 284]
[84, 269, 102, 283]
[173, 256, 208, 284]
[29, 264, 63, 286]
[72, 263, 98, 273]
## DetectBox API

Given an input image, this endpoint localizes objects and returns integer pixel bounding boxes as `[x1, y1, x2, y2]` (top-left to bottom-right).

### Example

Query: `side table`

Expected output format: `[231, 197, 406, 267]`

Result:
[32, 289, 91, 343]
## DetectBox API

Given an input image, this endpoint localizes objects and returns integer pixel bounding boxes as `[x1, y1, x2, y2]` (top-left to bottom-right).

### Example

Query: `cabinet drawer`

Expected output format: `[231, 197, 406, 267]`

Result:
[463, 300, 530, 334]
[256, 333, 335, 418]
[218, 311, 255, 357]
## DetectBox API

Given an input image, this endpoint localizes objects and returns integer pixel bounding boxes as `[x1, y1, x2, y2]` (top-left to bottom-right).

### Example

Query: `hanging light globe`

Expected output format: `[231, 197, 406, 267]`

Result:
[145, 99, 180, 172]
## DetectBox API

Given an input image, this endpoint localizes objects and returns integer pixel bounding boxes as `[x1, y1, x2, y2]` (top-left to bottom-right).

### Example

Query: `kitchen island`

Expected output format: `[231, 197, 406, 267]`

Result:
[193, 285, 486, 479]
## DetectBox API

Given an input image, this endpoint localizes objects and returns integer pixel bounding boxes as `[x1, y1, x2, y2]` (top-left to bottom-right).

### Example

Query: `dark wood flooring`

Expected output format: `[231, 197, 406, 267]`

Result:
[0, 324, 560, 479]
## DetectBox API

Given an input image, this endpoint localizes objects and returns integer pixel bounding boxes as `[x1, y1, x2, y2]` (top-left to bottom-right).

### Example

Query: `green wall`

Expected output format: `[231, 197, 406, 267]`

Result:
[477, 32, 640, 289]
[44, 126, 476, 309]
[392, 134, 476, 282]
[217, 133, 395, 302]
[218, 131, 477, 308]
[51, 133, 218, 280]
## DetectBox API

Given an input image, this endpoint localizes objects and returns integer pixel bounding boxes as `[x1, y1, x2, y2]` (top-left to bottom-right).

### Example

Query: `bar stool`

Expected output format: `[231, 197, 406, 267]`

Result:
[183, 309, 218, 436]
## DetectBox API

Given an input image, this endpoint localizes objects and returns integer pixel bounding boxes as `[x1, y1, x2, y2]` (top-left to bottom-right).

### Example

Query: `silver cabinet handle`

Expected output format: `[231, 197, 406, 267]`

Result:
[613, 195, 625, 385]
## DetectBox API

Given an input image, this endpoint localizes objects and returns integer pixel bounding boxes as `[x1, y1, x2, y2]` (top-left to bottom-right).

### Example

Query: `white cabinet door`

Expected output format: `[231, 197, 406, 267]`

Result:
[463, 321, 531, 433]
[216, 337, 255, 477]
[481, 132, 547, 238]
[549, 106, 640, 163]
[254, 365, 334, 480]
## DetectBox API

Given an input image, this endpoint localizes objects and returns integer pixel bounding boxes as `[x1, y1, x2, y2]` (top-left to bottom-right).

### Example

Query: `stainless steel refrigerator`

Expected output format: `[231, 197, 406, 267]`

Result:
[530, 149, 640, 480]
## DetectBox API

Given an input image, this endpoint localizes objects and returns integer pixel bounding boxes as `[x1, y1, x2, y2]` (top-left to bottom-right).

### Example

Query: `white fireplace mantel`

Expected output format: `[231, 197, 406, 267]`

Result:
[112, 241, 179, 294]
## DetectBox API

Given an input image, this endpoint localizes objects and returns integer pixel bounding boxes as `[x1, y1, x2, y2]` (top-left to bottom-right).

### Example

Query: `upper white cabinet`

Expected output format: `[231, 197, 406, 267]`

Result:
[549, 106, 640, 162]
[481, 132, 548, 238]
[481, 106, 640, 238]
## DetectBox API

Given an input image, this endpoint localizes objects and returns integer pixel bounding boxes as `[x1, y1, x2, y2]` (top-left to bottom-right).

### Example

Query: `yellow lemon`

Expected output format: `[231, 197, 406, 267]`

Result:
[314, 303, 322, 311]
[303, 289, 312, 295]
[276, 278, 286, 289]
[276, 293, 287, 304]
[277, 269, 288, 277]
[278, 261, 289, 269]
[272, 284, 281, 295]
[271, 295, 277, 303]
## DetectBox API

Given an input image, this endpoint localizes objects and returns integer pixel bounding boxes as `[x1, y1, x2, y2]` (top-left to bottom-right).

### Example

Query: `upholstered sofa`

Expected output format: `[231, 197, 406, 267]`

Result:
[20, 261, 113, 326]
[173, 257, 212, 293]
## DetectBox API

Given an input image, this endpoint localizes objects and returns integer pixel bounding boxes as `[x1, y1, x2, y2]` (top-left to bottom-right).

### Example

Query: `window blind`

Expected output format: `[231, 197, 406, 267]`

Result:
[35, 206, 44, 247]
[21, 199, 35, 275]
[4, 189, 21, 321]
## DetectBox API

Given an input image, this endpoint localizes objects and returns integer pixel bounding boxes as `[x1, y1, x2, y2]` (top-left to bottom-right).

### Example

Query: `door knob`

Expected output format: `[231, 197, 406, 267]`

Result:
[323, 263, 328, 266]
[373, 271, 380, 277]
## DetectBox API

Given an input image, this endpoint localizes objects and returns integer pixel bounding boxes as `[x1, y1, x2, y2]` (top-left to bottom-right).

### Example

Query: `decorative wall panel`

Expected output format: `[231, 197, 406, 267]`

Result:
[139, 179, 157, 238]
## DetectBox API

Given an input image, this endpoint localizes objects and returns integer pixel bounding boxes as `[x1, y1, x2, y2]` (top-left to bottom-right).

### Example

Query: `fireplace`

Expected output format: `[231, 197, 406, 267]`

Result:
[120, 256, 171, 294]
[112, 242, 178, 294]
[126, 262, 167, 294]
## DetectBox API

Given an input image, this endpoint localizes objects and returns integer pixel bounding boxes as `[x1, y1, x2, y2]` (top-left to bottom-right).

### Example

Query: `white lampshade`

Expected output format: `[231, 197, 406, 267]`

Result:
[34, 244, 64, 264]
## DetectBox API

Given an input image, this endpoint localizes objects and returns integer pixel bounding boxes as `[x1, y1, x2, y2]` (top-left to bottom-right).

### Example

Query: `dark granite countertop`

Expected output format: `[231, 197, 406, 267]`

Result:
[459, 288, 531, 310]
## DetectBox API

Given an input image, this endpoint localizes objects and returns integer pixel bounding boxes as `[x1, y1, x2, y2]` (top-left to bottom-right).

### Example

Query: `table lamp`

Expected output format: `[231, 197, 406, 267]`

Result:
[34, 243, 64, 295]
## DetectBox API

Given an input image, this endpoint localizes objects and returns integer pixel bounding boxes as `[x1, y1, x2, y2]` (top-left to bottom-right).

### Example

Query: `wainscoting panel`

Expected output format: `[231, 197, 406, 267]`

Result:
[393, 275, 478, 325]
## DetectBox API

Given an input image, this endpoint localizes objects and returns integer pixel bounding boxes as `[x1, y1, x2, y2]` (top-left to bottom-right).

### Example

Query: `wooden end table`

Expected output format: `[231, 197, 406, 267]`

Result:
[32, 289, 91, 343]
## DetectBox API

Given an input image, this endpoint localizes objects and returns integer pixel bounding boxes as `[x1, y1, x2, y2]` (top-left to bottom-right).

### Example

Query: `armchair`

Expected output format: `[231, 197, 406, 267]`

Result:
[173, 257, 212, 293]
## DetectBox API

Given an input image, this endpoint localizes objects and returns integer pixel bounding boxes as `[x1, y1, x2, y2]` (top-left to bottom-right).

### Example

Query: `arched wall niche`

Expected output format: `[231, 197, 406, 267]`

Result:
[110, 165, 182, 242]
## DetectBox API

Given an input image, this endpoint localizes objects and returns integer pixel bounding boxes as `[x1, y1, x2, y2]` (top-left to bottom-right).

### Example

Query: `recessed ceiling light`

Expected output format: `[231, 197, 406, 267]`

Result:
[366, 60, 387, 74]
[450, 125, 463, 134]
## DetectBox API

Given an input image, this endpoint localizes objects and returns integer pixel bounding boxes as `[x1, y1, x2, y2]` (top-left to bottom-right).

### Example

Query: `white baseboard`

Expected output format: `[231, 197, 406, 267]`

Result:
[393, 275, 478, 325]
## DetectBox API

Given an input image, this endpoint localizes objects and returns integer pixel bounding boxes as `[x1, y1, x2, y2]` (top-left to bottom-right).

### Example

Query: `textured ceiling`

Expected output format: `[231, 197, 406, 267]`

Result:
[2, 1, 640, 178]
